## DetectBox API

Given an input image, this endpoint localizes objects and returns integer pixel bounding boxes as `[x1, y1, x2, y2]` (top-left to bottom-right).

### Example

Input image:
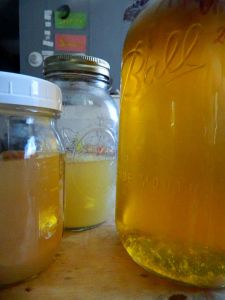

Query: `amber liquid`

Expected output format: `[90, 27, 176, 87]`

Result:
[116, 1, 225, 287]
[0, 154, 64, 285]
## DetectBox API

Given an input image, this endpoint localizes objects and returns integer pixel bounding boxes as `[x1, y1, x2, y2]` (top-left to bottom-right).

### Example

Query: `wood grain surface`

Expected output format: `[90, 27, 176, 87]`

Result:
[1, 216, 225, 300]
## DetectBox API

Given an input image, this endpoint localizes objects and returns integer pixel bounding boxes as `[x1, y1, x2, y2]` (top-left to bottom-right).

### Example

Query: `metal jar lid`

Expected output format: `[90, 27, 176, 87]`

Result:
[44, 54, 111, 83]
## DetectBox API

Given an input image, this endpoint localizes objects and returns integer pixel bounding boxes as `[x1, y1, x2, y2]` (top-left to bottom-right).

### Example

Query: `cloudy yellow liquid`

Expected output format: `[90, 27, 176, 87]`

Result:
[116, 1, 225, 287]
[0, 154, 63, 285]
[64, 157, 116, 229]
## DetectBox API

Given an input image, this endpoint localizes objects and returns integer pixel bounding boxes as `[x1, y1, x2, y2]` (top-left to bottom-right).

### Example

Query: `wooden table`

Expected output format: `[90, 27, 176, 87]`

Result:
[1, 216, 225, 300]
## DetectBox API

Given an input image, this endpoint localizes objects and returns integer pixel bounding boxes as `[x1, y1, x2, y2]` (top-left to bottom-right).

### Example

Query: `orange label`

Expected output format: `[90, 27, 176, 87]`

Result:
[55, 34, 87, 52]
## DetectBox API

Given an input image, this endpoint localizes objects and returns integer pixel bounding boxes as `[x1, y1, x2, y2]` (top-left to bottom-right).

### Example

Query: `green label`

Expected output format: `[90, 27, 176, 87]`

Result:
[55, 12, 87, 29]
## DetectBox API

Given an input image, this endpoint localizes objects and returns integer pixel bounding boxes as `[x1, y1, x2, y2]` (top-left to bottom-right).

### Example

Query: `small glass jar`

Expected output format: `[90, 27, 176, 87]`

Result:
[0, 72, 64, 286]
[44, 54, 119, 231]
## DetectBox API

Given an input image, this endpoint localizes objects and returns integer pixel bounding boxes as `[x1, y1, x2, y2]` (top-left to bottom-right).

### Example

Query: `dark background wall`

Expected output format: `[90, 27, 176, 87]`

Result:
[0, 0, 142, 91]
[19, 0, 133, 91]
[0, 0, 20, 72]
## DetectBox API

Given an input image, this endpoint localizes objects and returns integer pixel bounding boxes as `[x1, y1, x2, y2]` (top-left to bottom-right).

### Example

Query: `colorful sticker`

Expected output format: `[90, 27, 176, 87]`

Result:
[55, 11, 87, 29]
[55, 34, 87, 52]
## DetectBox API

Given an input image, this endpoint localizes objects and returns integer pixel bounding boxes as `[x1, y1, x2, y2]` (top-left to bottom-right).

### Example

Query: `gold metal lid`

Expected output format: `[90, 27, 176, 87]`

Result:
[44, 54, 110, 82]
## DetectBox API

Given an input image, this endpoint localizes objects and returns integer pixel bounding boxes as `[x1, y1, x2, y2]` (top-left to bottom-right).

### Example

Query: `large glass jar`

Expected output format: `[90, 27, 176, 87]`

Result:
[44, 55, 118, 231]
[116, 0, 225, 288]
[0, 72, 64, 286]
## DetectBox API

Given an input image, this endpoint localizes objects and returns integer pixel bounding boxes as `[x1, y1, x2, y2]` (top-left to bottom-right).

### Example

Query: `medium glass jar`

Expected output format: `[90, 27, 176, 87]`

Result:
[44, 55, 118, 231]
[116, 0, 225, 288]
[0, 72, 64, 286]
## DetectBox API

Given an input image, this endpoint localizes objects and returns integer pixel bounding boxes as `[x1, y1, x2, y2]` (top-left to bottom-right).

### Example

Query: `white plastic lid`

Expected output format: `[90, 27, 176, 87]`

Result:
[0, 71, 62, 112]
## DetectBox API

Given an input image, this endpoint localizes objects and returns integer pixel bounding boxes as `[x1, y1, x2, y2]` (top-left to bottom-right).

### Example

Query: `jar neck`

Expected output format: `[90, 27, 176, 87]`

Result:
[0, 104, 60, 119]
[154, 0, 224, 15]
[45, 73, 111, 91]
[167, 0, 219, 7]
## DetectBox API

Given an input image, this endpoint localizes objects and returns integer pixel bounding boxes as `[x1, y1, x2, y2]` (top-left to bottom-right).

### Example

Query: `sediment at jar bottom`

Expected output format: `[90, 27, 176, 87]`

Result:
[118, 229, 225, 288]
